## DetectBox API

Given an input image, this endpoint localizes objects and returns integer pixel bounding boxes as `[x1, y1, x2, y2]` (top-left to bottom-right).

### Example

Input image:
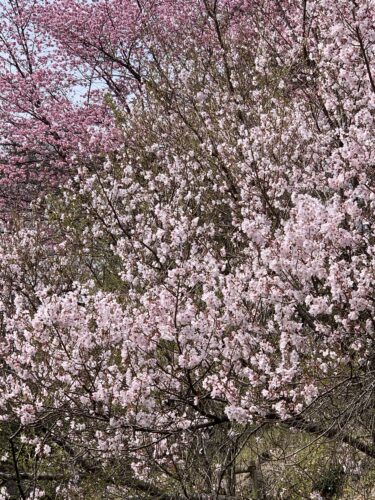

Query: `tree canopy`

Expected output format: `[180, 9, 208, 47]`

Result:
[0, 0, 374, 498]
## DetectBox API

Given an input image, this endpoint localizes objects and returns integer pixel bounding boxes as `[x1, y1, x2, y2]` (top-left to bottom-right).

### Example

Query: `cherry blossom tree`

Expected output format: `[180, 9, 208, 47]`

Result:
[0, 0, 122, 213]
[0, 0, 375, 497]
